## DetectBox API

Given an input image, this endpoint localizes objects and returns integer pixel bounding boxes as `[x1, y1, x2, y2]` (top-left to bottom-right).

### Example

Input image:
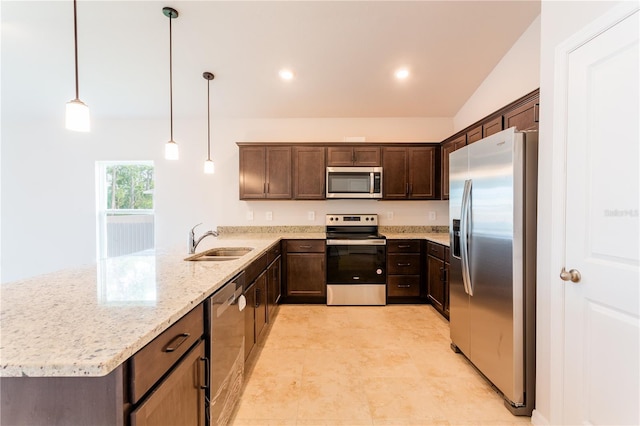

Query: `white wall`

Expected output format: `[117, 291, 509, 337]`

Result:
[454, 15, 541, 132]
[1, 116, 452, 283]
[534, 2, 627, 425]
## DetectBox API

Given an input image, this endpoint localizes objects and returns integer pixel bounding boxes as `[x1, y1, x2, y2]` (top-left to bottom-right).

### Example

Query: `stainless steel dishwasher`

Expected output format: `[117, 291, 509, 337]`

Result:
[206, 271, 246, 425]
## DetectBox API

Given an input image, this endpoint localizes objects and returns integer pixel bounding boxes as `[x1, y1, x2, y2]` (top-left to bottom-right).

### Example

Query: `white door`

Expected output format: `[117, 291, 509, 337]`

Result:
[560, 6, 639, 425]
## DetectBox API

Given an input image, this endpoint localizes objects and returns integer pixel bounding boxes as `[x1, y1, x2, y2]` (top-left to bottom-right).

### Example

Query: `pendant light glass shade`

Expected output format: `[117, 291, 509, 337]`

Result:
[65, 99, 90, 132]
[204, 159, 215, 174]
[203, 71, 215, 174]
[165, 140, 179, 160]
[66, 0, 90, 132]
[163, 7, 179, 160]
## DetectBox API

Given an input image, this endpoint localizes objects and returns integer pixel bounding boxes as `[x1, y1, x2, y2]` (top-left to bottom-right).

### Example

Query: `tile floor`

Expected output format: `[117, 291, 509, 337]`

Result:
[230, 304, 531, 426]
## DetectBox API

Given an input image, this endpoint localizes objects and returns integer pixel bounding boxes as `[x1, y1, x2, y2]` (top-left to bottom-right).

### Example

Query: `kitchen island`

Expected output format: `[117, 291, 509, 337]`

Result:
[0, 230, 447, 424]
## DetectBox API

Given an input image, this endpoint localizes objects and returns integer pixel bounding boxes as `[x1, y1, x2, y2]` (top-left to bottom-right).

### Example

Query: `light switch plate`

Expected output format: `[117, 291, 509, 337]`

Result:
[428, 211, 436, 221]
[387, 211, 394, 220]
[265, 211, 273, 221]
[307, 211, 315, 221]
[246, 211, 254, 221]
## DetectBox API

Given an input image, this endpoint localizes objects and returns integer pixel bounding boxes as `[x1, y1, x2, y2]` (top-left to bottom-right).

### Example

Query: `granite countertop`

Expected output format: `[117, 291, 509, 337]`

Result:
[384, 232, 450, 247]
[0, 229, 446, 378]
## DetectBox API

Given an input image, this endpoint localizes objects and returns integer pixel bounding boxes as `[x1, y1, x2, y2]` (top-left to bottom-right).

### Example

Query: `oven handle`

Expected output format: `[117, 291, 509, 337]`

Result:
[326, 239, 387, 246]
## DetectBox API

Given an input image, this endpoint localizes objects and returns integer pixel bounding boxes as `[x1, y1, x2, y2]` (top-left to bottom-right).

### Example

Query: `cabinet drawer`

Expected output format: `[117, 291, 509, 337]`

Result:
[129, 303, 204, 404]
[285, 239, 325, 253]
[387, 240, 421, 253]
[387, 276, 421, 297]
[445, 247, 450, 262]
[246, 252, 268, 285]
[388, 253, 421, 274]
[427, 242, 445, 260]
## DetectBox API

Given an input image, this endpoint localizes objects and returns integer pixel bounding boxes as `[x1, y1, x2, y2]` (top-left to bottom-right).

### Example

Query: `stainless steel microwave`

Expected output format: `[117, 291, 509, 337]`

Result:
[326, 167, 383, 199]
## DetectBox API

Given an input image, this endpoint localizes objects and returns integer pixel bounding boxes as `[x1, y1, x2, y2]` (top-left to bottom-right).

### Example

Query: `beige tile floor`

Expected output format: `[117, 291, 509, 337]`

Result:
[231, 304, 531, 426]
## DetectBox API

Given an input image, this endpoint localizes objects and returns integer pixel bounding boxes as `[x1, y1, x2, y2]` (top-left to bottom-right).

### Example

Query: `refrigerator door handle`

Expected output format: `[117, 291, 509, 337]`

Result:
[460, 179, 473, 296]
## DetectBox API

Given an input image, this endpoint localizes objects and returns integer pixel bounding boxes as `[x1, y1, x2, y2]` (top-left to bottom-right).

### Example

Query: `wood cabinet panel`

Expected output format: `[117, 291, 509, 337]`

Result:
[239, 147, 268, 199]
[293, 146, 325, 199]
[286, 253, 326, 297]
[483, 116, 503, 137]
[441, 134, 466, 200]
[427, 242, 445, 260]
[267, 255, 281, 322]
[504, 97, 539, 131]
[387, 275, 421, 297]
[408, 146, 437, 199]
[382, 147, 408, 199]
[388, 253, 421, 275]
[327, 146, 380, 166]
[130, 341, 205, 426]
[466, 125, 483, 144]
[244, 281, 256, 360]
[239, 146, 292, 199]
[265, 147, 292, 198]
[129, 304, 203, 404]
[285, 240, 325, 253]
[254, 272, 268, 344]
[387, 240, 421, 253]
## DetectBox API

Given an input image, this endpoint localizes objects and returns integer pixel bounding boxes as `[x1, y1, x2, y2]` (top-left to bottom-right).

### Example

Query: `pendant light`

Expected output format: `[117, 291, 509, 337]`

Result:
[65, 0, 90, 132]
[163, 7, 179, 160]
[203, 72, 215, 174]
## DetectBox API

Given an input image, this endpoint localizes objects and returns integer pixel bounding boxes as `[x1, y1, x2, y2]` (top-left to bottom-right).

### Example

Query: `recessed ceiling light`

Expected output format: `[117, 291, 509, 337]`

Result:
[394, 68, 410, 80]
[279, 69, 294, 81]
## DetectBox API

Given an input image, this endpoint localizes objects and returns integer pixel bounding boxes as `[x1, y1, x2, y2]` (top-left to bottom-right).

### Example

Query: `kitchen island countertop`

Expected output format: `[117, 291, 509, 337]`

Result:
[0, 231, 447, 378]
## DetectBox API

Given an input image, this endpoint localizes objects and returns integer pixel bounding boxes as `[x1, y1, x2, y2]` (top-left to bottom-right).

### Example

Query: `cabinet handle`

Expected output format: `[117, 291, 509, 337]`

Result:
[266, 182, 270, 193]
[299, 245, 312, 249]
[397, 244, 411, 249]
[439, 267, 447, 282]
[534, 103, 540, 123]
[200, 356, 210, 390]
[397, 284, 412, 288]
[255, 288, 261, 308]
[397, 263, 411, 267]
[406, 183, 409, 196]
[164, 332, 190, 353]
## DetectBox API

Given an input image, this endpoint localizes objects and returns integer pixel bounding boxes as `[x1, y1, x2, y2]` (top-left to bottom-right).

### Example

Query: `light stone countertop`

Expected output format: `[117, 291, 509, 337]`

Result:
[384, 232, 450, 247]
[0, 231, 447, 378]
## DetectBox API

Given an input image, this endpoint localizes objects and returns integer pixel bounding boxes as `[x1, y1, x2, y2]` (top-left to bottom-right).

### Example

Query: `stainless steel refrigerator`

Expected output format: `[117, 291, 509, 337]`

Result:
[449, 127, 537, 416]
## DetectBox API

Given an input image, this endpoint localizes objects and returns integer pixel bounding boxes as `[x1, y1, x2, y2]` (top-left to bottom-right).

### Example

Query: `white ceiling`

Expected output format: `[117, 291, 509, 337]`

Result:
[2, 1, 540, 120]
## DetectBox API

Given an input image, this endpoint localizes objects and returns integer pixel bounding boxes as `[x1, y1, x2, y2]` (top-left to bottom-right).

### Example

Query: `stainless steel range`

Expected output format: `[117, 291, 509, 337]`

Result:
[326, 214, 386, 306]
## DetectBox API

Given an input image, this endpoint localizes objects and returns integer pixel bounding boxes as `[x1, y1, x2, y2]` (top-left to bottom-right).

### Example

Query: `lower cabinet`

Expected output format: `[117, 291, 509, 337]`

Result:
[427, 242, 449, 319]
[386, 239, 426, 303]
[284, 239, 326, 303]
[130, 341, 206, 426]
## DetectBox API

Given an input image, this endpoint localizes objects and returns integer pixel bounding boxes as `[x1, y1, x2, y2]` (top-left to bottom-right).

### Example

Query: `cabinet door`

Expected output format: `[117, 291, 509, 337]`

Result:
[286, 253, 326, 297]
[239, 147, 266, 199]
[267, 257, 281, 323]
[444, 261, 450, 318]
[382, 147, 408, 199]
[353, 147, 381, 166]
[326, 147, 355, 166]
[254, 272, 268, 345]
[466, 125, 483, 144]
[504, 97, 539, 131]
[441, 135, 466, 200]
[243, 282, 256, 361]
[130, 341, 206, 426]
[427, 255, 445, 314]
[483, 116, 503, 137]
[408, 146, 437, 199]
[265, 147, 292, 199]
[293, 146, 325, 199]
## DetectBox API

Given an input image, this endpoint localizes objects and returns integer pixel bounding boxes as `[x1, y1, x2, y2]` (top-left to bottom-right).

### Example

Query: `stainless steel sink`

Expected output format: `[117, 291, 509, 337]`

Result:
[185, 247, 253, 262]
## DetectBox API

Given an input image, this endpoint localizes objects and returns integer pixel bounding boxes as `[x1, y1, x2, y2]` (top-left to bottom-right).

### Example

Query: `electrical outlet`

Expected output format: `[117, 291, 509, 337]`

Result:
[265, 211, 273, 221]
[387, 211, 394, 220]
[307, 211, 315, 221]
[428, 211, 437, 221]
[246, 211, 254, 221]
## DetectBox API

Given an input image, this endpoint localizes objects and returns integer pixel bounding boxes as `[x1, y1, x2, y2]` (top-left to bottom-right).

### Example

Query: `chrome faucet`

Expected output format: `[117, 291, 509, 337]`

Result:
[189, 223, 219, 254]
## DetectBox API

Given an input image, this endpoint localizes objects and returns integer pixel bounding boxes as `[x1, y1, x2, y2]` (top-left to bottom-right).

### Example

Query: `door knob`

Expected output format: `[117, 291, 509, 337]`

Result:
[560, 267, 581, 283]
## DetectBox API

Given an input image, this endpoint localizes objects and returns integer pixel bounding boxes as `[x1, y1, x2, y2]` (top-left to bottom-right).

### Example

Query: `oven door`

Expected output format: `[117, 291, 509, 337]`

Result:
[326, 241, 386, 284]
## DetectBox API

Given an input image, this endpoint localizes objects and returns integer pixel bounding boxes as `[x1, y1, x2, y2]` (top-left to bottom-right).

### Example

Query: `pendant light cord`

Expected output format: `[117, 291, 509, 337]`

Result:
[169, 14, 174, 141]
[73, 0, 79, 100]
[207, 79, 211, 160]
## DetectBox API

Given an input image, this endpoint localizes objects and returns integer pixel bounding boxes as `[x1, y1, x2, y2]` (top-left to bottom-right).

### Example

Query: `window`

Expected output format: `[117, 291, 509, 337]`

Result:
[96, 161, 155, 259]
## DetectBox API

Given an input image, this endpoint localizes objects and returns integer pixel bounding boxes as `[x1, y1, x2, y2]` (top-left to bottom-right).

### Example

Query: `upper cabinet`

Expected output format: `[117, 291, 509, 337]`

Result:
[440, 89, 539, 199]
[239, 146, 292, 199]
[382, 146, 439, 200]
[327, 146, 381, 166]
[293, 146, 326, 200]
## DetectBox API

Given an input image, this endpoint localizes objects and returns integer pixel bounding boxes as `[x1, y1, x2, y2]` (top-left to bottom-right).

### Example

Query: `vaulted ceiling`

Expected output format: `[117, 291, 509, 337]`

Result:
[2, 1, 540, 120]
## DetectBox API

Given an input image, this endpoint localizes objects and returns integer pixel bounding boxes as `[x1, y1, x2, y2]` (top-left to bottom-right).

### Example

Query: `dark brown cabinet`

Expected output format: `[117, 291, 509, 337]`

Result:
[266, 243, 282, 323]
[284, 239, 326, 302]
[239, 146, 292, 199]
[293, 146, 325, 199]
[427, 241, 449, 319]
[243, 272, 268, 361]
[466, 125, 483, 144]
[504, 97, 539, 131]
[483, 115, 503, 137]
[327, 146, 381, 166]
[382, 146, 438, 200]
[130, 341, 206, 426]
[441, 135, 466, 200]
[387, 240, 424, 302]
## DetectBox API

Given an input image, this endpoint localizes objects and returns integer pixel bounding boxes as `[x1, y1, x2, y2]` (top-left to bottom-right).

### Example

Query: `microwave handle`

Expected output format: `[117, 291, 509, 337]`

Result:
[370, 172, 374, 194]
